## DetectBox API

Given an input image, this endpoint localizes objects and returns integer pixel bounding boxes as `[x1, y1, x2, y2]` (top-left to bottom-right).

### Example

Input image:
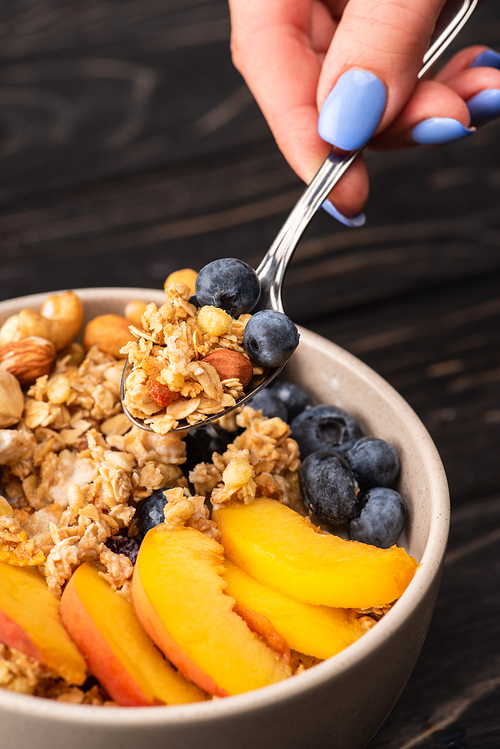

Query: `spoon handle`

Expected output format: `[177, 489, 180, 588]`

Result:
[256, 0, 479, 314]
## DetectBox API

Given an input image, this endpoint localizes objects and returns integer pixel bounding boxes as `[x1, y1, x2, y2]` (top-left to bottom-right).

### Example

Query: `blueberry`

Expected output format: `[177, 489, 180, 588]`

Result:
[243, 310, 300, 368]
[270, 380, 312, 421]
[195, 258, 260, 316]
[248, 389, 288, 420]
[291, 405, 363, 458]
[348, 487, 408, 548]
[136, 489, 169, 542]
[345, 437, 400, 489]
[183, 423, 234, 475]
[105, 535, 140, 565]
[299, 450, 357, 526]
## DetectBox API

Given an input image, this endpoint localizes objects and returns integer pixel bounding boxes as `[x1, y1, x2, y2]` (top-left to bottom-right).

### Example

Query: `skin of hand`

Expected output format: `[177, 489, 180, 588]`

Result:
[229, 0, 499, 220]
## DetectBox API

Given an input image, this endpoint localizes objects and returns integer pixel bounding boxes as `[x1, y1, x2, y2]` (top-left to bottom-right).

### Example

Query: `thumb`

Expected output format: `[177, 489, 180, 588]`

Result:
[317, 0, 445, 150]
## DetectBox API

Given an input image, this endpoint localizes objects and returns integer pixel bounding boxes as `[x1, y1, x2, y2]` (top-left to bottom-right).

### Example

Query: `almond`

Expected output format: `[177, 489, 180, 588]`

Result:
[0, 336, 57, 386]
[202, 349, 253, 387]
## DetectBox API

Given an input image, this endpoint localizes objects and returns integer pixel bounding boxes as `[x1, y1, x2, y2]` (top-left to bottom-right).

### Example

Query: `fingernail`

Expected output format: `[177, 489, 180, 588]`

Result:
[469, 49, 500, 70]
[466, 89, 500, 125]
[321, 200, 366, 227]
[411, 117, 475, 145]
[318, 70, 386, 151]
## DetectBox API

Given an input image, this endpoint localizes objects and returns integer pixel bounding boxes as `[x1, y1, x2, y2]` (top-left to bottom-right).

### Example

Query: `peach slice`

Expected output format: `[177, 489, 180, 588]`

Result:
[132, 525, 292, 697]
[223, 560, 365, 660]
[0, 561, 86, 684]
[214, 498, 418, 609]
[232, 601, 291, 662]
[60, 562, 205, 707]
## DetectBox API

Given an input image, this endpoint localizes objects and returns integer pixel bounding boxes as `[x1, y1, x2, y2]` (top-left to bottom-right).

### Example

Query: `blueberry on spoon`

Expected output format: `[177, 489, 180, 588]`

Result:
[195, 258, 261, 316]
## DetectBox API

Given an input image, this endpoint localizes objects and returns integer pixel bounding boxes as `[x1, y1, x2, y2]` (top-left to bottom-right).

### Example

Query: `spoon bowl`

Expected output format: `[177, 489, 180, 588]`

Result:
[121, 0, 478, 433]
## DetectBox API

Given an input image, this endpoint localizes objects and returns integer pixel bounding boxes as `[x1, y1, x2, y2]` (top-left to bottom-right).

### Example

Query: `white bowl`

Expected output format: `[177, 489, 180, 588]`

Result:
[0, 288, 450, 749]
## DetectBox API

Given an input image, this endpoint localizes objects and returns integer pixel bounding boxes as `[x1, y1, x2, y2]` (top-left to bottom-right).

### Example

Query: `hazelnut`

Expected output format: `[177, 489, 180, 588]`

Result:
[124, 300, 148, 328]
[83, 314, 135, 358]
[0, 368, 24, 427]
[0, 336, 57, 386]
[202, 349, 253, 387]
[164, 268, 198, 295]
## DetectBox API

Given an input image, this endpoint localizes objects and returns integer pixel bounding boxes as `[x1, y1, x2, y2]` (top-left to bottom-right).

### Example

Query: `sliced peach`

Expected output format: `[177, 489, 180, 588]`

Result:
[223, 560, 365, 660]
[132, 525, 291, 697]
[0, 561, 86, 684]
[60, 562, 204, 707]
[214, 498, 418, 609]
[232, 601, 291, 662]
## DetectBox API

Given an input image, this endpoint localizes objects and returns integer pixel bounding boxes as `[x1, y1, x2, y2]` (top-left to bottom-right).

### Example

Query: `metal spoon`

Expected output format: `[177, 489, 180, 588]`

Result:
[121, 0, 478, 433]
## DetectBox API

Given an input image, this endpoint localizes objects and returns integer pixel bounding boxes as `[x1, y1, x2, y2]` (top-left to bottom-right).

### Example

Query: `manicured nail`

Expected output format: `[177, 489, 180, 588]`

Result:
[467, 89, 500, 125]
[318, 70, 386, 151]
[469, 49, 500, 70]
[321, 200, 366, 227]
[411, 117, 475, 145]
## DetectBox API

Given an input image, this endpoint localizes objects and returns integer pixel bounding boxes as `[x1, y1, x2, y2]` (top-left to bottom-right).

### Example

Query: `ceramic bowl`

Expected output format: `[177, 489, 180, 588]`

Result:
[0, 288, 450, 749]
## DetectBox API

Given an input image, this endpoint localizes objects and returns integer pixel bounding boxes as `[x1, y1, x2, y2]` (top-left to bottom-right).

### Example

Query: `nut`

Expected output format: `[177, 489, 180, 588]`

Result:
[164, 268, 198, 295]
[0, 315, 22, 346]
[0, 368, 24, 427]
[202, 349, 253, 387]
[0, 336, 57, 386]
[39, 290, 84, 350]
[0, 291, 84, 351]
[124, 300, 148, 328]
[83, 314, 135, 358]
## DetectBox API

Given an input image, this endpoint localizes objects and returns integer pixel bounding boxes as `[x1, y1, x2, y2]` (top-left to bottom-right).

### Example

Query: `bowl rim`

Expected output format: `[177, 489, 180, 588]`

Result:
[0, 288, 450, 725]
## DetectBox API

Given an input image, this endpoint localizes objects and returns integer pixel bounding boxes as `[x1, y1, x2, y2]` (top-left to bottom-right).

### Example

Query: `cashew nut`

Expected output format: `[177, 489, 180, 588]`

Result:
[39, 291, 84, 350]
[0, 291, 84, 351]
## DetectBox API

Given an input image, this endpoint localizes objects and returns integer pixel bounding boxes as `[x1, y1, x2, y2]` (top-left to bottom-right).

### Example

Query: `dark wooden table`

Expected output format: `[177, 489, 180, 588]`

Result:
[1, 2, 499, 746]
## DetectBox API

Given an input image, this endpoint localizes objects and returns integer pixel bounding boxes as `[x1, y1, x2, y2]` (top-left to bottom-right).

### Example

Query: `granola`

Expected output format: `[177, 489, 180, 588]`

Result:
[121, 283, 262, 434]
[0, 284, 403, 707]
[0, 343, 187, 596]
[0, 296, 310, 701]
[0, 644, 114, 704]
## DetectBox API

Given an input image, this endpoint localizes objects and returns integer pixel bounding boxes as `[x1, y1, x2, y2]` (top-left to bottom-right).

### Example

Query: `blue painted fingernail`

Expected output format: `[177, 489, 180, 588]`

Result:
[469, 49, 500, 70]
[411, 117, 475, 145]
[467, 89, 500, 125]
[321, 200, 366, 227]
[318, 70, 386, 151]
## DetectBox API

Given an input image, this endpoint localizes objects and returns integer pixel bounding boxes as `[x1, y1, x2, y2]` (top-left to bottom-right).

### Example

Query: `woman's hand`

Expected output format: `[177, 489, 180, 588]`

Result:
[229, 0, 500, 225]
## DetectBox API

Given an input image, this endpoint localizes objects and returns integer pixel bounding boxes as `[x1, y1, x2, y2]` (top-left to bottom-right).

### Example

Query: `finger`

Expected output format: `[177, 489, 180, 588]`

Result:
[370, 79, 473, 149]
[229, 0, 327, 184]
[440, 66, 500, 126]
[316, 0, 446, 151]
[228, 0, 368, 219]
[435, 45, 500, 83]
[441, 66, 500, 102]
[310, 0, 337, 56]
[323, 153, 370, 221]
